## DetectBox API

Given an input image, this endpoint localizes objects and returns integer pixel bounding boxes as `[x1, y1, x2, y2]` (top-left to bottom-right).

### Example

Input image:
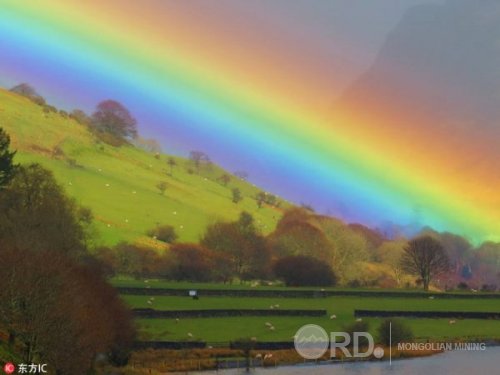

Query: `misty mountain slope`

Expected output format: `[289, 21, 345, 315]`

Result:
[339, 0, 500, 129]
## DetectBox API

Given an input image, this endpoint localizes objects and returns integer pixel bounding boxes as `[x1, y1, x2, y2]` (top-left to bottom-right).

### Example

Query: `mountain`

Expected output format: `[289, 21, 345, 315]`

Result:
[0, 88, 287, 247]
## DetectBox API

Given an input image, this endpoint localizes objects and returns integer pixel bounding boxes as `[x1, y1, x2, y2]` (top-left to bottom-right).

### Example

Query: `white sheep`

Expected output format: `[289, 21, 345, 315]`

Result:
[269, 326, 275, 331]
[429, 296, 435, 300]
[147, 300, 152, 305]
[330, 314, 337, 319]
[265, 322, 272, 327]
[356, 318, 362, 322]
[449, 320, 456, 325]
[187, 333, 193, 337]
[175, 318, 180, 323]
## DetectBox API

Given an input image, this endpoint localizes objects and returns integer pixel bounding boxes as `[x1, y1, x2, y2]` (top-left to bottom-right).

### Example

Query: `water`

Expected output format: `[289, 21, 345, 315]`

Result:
[191, 346, 500, 375]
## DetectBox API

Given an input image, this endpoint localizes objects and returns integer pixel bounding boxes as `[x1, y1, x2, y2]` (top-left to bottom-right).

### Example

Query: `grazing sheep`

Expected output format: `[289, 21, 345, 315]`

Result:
[269, 326, 275, 331]
[274, 304, 280, 308]
[255, 354, 262, 359]
[356, 318, 362, 322]
[265, 322, 272, 327]
[330, 314, 337, 319]
[471, 289, 478, 293]
[147, 300, 152, 305]
[187, 333, 193, 337]
[449, 320, 456, 325]
[105, 183, 110, 187]
[270, 305, 274, 309]
[429, 296, 435, 300]
[151, 297, 155, 301]
[132, 191, 137, 194]
[175, 318, 180, 323]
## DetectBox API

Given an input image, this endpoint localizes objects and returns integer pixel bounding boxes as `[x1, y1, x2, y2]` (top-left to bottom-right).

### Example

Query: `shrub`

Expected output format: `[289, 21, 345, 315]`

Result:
[343, 320, 370, 347]
[457, 281, 469, 290]
[273, 255, 337, 287]
[377, 319, 413, 346]
[147, 225, 178, 244]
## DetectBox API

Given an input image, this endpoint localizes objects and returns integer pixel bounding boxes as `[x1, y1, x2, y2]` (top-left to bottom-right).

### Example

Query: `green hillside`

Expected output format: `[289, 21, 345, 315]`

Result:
[0, 88, 287, 247]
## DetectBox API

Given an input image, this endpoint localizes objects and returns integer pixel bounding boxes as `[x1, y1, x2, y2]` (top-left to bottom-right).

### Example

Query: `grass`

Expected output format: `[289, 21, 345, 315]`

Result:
[121, 290, 500, 342]
[0, 88, 288, 246]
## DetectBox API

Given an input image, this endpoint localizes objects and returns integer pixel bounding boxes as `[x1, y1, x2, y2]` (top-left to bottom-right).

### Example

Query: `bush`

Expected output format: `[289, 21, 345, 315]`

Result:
[457, 281, 469, 290]
[273, 255, 337, 287]
[377, 319, 413, 346]
[147, 225, 178, 244]
[343, 320, 370, 347]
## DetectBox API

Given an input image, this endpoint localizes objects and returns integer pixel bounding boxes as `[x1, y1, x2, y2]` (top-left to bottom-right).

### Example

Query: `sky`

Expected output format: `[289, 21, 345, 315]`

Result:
[2, 0, 499, 243]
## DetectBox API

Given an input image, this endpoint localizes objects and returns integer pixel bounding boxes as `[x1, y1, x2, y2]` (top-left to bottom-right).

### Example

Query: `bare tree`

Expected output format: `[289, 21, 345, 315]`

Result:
[400, 235, 450, 290]
[189, 151, 210, 173]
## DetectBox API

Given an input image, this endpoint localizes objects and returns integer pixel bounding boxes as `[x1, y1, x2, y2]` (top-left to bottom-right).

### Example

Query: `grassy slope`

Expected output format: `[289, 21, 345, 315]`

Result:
[0, 88, 287, 246]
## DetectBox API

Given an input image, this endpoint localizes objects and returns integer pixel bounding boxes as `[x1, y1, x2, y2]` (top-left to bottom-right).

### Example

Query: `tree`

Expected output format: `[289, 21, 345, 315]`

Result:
[232, 187, 242, 203]
[377, 319, 413, 346]
[70, 109, 91, 126]
[0, 247, 135, 374]
[256, 191, 266, 208]
[9, 83, 45, 105]
[147, 224, 178, 243]
[189, 151, 210, 173]
[91, 100, 137, 140]
[400, 235, 450, 290]
[0, 127, 16, 188]
[273, 255, 337, 286]
[217, 173, 231, 186]
[0, 164, 91, 256]
[170, 243, 215, 282]
[201, 212, 271, 279]
[167, 157, 177, 175]
[157, 181, 168, 195]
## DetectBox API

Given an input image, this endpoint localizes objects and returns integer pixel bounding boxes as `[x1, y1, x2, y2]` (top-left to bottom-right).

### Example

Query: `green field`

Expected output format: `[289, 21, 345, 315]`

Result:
[119, 281, 500, 343]
[0, 88, 287, 246]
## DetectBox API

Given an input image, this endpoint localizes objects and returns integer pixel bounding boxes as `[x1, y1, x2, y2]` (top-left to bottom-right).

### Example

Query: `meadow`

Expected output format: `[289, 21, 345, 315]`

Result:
[118, 280, 500, 343]
[0, 88, 286, 246]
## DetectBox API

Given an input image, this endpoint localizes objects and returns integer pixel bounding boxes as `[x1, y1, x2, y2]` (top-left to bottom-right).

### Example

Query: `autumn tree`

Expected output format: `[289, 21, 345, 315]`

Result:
[0, 127, 16, 188]
[170, 243, 215, 282]
[0, 247, 135, 374]
[273, 255, 337, 287]
[0, 164, 91, 256]
[201, 212, 270, 279]
[400, 235, 450, 290]
[91, 99, 138, 141]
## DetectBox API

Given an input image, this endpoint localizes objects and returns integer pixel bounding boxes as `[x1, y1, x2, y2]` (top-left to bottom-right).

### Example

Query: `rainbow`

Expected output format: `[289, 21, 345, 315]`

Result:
[1, 0, 498, 242]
